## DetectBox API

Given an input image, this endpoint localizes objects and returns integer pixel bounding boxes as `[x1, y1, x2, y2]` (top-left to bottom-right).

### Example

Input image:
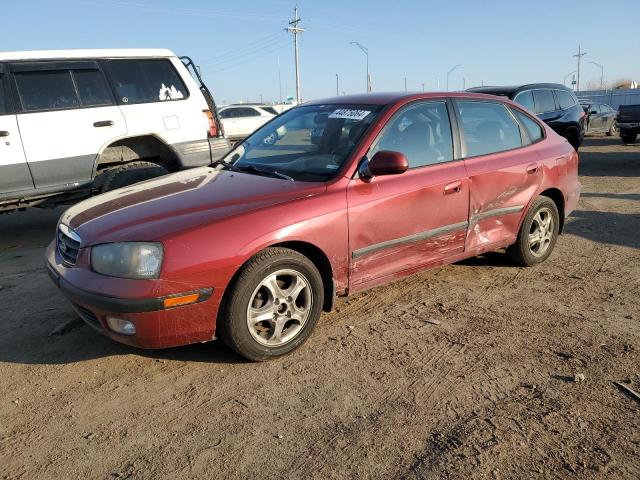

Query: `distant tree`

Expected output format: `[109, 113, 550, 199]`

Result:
[609, 78, 634, 89]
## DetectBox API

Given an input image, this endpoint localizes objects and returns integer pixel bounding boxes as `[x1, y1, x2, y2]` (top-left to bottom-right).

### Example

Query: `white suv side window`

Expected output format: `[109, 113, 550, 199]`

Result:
[107, 59, 189, 104]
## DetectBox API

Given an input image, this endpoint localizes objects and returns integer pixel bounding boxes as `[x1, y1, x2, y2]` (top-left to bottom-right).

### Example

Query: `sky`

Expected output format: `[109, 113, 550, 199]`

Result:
[1, 0, 639, 104]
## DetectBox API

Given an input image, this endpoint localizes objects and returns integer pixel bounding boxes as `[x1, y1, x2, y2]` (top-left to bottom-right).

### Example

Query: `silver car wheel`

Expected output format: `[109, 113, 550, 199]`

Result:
[246, 269, 312, 347]
[528, 207, 554, 257]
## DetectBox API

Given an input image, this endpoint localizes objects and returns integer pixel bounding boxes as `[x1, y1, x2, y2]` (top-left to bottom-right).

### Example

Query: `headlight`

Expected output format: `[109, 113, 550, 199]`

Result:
[91, 242, 163, 279]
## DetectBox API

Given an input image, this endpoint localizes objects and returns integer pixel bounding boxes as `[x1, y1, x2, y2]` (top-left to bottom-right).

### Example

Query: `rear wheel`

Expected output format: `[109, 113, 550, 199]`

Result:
[101, 161, 169, 193]
[563, 129, 580, 150]
[507, 196, 560, 267]
[606, 121, 617, 136]
[621, 131, 637, 144]
[218, 247, 324, 361]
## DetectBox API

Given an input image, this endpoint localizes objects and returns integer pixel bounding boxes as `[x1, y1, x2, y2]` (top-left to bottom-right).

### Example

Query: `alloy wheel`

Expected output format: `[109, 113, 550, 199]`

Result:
[528, 207, 554, 257]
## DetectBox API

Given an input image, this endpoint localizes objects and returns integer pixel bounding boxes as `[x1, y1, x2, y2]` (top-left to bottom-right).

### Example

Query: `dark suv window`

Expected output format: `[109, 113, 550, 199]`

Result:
[556, 90, 576, 110]
[533, 90, 556, 114]
[371, 101, 453, 168]
[514, 90, 534, 112]
[73, 70, 113, 106]
[107, 59, 188, 105]
[0, 73, 6, 115]
[14, 70, 80, 111]
[457, 101, 522, 157]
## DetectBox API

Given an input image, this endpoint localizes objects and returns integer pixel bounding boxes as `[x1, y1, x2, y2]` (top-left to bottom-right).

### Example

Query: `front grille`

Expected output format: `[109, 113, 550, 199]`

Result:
[57, 224, 81, 265]
[71, 302, 102, 330]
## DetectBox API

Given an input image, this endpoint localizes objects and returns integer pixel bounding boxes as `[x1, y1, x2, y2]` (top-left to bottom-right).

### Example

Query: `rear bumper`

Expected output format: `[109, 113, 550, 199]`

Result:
[45, 242, 219, 349]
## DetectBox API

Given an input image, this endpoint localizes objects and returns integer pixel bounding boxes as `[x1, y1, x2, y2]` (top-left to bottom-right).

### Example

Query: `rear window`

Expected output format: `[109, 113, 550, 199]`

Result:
[512, 109, 544, 143]
[107, 59, 188, 105]
[556, 90, 577, 110]
[533, 89, 556, 114]
[457, 101, 523, 157]
[14, 70, 80, 111]
[260, 106, 278, 115]
[73, 70, 113, 106]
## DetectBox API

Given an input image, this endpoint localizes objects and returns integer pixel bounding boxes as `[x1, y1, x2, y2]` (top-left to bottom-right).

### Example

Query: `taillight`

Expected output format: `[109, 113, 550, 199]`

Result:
[203, 110, 218, 137]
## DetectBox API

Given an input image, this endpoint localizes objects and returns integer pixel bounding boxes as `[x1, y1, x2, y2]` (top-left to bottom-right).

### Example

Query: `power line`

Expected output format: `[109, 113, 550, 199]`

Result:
[203, 41, 290, 75]
[199, 35, 288, 68]
[197, 31, 284, 64]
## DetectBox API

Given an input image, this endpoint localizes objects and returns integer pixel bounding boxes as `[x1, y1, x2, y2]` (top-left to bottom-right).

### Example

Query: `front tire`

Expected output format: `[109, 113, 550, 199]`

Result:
[606, 121, 617, 136]
[507, 196, 560, 267]
[218, 247, 324, 361]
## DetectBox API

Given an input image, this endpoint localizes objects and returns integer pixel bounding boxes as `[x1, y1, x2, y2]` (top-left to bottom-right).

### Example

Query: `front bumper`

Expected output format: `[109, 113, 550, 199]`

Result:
[45, 242, 219, 349]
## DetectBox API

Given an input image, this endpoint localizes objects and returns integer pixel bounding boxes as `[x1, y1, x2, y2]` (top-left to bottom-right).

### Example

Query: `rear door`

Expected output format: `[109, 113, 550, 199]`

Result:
[454, 99, 543, 250]
[533, 89, 561, 133]
[0, 64, 34, 196]
[348, 100, 469, 287]
[12, 62, 127, 189]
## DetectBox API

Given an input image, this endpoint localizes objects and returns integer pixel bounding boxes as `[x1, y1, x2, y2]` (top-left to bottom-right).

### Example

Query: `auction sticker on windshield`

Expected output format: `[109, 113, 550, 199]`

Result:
[329, 109, 371, 120]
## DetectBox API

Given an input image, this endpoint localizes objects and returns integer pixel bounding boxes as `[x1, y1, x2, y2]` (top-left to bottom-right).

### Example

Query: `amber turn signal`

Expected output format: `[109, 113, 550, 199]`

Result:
[163, 293, 201, 309]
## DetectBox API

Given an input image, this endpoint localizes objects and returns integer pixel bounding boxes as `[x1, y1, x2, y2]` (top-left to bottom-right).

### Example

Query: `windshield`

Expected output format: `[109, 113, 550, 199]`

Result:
[222, 104, 381, 181]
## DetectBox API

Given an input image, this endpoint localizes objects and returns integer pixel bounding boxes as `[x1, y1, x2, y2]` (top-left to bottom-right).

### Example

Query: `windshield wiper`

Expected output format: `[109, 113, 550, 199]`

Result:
[212, 159, 240, 172]
[236, 164, 294, 181]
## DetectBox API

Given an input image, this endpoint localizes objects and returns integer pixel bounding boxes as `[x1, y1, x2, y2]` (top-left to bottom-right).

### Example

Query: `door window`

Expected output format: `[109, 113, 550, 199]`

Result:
[512, 108, 544, 143]
[532, 90, 556, 114]
[219, 108, 236, 119]
[73, 70, 113, 106]
[107, 59, 188, 105]
[513, 90, 534, 112]
[370, 101, 453, 168]
[456, 101, 523, 157]
[590, 104, 601, 114]
[235, 107, 261, 117]
[14, 70, 80, 111]
[556, 90, 576, 110]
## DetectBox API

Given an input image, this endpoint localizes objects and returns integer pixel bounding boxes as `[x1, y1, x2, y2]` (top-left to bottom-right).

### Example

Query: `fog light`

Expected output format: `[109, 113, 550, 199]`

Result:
[106, 317, 136, 335]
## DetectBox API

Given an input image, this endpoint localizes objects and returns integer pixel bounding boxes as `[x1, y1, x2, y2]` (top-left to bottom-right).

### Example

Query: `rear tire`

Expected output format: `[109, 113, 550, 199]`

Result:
[621, 131, 637, 144]
[101, 161, 169, 193]
[563, 130, 580, 150]
[507, 196, 560, 267]
[606, 121, 617, 136]
[218, 247, 324, 361]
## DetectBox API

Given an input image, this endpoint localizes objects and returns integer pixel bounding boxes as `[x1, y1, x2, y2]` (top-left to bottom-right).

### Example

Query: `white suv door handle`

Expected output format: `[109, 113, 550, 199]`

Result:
[93, 120, 114, 127]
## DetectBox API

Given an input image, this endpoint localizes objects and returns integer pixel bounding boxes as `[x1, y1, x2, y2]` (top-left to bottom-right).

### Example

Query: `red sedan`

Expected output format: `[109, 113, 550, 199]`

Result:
[47, 92, 580, 361]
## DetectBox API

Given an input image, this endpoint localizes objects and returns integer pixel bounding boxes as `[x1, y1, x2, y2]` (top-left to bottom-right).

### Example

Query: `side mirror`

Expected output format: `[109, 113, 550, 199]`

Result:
[359, 151, 409, 180]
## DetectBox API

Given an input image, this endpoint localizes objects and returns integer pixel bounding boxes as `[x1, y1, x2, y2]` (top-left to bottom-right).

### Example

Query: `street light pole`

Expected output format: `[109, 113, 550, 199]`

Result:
[563, 71, 576, 87]
[446, 64, 461, 92]
[589, 61, 604, 90]
[573, 45, 587, 93]
[349, 41, 370, 92]
[336, 73, 339, 96]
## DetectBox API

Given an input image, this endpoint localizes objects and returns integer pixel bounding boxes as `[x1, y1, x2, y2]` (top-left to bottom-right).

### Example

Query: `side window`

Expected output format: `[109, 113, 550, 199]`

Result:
[237, 107, 261, 117]
[107, 59, 188, 105]
[457, 101, 523, 157]
[14, 70, 79, 111]
[72, 70, 113, 106]
[370, 101, 453, 168]
[512, 108, 544, 143]
[219, 108, 235, 119]
[0, 73, 6, 115]
[532, 89, 556, 114]
[260, 106, 278, 115]
[556, 90, 577, 110]
[514, 90, 534, 112]
[590, 104, 601, 114]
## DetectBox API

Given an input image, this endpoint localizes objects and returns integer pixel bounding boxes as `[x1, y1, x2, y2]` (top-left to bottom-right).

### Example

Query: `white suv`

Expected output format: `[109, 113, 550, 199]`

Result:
[218, 104, 284, 143]
[0, 49, 229, 212]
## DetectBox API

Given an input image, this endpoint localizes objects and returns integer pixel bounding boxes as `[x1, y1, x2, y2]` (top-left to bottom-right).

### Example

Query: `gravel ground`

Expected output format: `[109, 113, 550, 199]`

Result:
[0, 136, 638, 480]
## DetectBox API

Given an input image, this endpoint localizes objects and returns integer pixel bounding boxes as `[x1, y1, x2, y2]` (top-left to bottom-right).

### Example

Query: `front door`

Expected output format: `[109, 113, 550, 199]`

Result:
[347, 100, 469, 288]
[454, 99, 543, 250]
[0, 66, 34, 196]
[12, 63, 126, 189]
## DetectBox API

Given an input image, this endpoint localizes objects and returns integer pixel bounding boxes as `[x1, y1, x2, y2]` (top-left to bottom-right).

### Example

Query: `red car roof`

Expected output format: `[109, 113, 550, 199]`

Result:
[305, 91, 503, 106]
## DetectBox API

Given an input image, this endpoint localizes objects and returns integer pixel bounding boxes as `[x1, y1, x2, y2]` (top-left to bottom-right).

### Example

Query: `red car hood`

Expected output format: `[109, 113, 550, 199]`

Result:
[60, 167, 326, 245]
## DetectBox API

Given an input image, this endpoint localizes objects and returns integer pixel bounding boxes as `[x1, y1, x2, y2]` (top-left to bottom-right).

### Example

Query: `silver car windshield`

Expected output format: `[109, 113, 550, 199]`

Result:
[223, 104, 381, 182]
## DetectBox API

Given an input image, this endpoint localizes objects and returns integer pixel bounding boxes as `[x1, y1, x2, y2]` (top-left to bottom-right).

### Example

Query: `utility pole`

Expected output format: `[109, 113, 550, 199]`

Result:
[404, 77, 407, 91]
[589, 61, 604, 90]
[349, 41, 370, 92]
[260, 94, 263, 104]
[446, 64, 461, 92]
[277, 55, 282, 104]
[336, 74, 339, 96]
[286, 6, 304, 103]
[462, 77, 466, 90]
[421, 83, 425, 91]
[573, 45, 587, 92]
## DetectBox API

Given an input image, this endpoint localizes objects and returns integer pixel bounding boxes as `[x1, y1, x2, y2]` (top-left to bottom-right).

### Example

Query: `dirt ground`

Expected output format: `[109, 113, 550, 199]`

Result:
[0, 136, 638, 480]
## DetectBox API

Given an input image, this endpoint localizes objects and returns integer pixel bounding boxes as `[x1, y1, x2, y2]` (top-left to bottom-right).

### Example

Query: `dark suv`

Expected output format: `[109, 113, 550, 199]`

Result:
[467, 84, 585, 150]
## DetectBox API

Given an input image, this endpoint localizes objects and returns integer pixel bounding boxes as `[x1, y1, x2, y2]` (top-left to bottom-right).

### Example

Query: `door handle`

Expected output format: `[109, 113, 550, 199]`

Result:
[526, 164, 539, 174]
[93, 120, 114, 127]
[0, 131, 9, 137]
[444, 181, 462, 194]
